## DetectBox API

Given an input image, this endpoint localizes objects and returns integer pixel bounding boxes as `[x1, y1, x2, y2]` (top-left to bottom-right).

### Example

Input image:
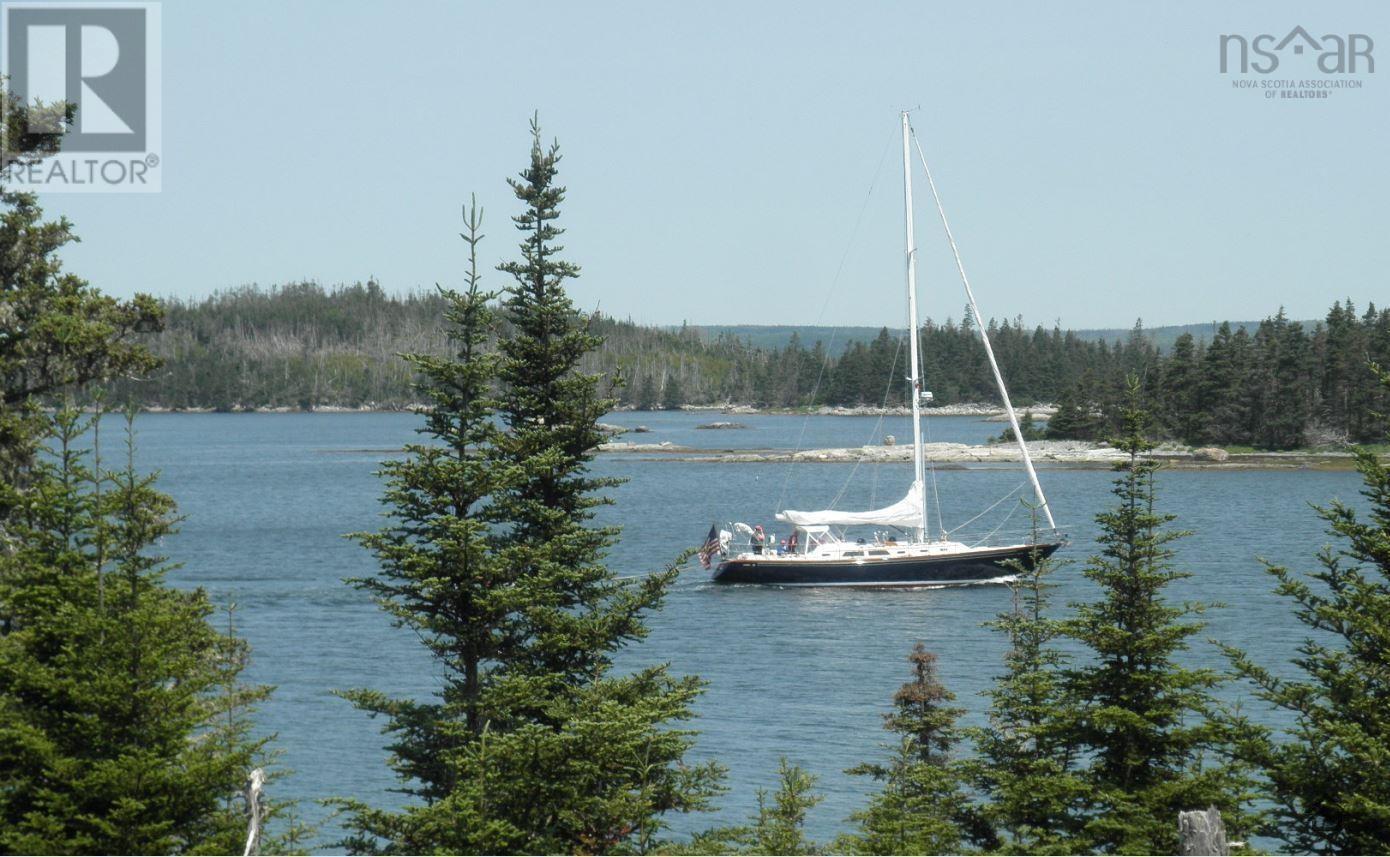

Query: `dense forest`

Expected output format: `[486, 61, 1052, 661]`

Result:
[110, 284, 1390, 449]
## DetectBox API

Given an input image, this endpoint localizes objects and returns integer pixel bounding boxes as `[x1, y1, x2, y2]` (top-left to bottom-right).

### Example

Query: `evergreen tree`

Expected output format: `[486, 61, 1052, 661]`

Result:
[841, 644, 976, 855]
[1158, 332, 1202, 442]
[0, 102, 161, 528]
[1057, 379, 1253, 852]
[662, 370, 685, 410]
[0, 409, 275, 854]
[1197, 323, 1254, 446]
[1221, 364, 1390, 854]
[749, 760, 822, 856]
[636, 373, 659, 410]
[995, 410, 1045, 444]
[343, 121, 721, 853]
[967, 532, 1087, 854]
[492, 115, 721, 851]
[336, 199, 526, 850]
[678, 759, 822, 856]
[1045, 383, 1094, 441]
[1244, 311, 1313, 450]
[1318, 300, 1361, 440]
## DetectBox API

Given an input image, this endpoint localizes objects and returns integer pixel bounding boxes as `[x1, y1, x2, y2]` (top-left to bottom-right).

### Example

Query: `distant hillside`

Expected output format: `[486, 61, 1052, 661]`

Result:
[1066, 321, 1307, 351]
[103, 284, 1390, 447]
[680, 325, 890, 356]
[689, 320, 1316, 354]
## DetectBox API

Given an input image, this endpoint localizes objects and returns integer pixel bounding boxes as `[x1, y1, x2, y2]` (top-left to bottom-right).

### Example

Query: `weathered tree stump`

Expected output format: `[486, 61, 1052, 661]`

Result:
[1178, 806, 1229, 856]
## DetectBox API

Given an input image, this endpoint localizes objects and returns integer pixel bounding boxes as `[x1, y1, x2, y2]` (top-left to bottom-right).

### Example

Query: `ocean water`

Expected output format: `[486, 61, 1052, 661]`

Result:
[119, 412, 1363, 850]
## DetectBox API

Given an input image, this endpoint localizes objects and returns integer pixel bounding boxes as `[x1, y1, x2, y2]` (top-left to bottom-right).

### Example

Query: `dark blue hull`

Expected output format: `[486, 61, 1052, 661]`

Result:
[712, 542, 1062, 588]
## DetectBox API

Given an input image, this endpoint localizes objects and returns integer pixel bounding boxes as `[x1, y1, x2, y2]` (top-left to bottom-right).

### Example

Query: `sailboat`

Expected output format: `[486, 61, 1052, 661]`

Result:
[711, 113, 1064, 587]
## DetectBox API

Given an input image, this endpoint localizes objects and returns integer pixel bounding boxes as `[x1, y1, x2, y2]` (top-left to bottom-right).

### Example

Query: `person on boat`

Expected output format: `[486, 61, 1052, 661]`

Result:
[751, 525, 766, 555]
[787, 529, 799, 554]
[777, 539, 789, 556]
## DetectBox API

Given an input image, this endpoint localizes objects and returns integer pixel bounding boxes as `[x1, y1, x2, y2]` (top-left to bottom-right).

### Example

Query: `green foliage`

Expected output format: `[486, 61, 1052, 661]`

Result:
[673, 759, 822, 856]
[967, 532, 1088, 854]
[338, 126, 721, 854]
[840, 644, 976, 856]
[1221, 363, 1390, 854]
[635, 373, 659, 410]
[661, 371, 684, 410]
[1056, 379, 1254, 853]
[336, 197, 517, 846]
[1, 145, 162, 525]
[0, 409, 277, 854]
[750, 760, 822, 856]
[994, 410, 1046, 444]
[1046, 382, 1097, 441]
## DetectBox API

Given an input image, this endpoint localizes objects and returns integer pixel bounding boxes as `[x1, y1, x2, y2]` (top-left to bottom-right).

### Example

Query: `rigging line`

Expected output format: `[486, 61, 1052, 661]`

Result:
[946, 480, 1027, 535]
[776, 126, 898, 513]
[970, 496, 1025, 548]
[909, 125, 1058, 531]
[826, 326, 903, 511]
[922, 407, 946, 540]
[824, 408, 883, 509]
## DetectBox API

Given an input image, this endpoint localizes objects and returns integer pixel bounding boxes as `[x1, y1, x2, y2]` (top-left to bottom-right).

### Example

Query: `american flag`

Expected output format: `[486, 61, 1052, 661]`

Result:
[698, 523, 720, 569]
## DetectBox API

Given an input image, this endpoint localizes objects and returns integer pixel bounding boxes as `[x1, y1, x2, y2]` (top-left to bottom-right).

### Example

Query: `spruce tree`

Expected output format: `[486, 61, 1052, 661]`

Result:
[342, 123, 721, 853]
[636, 373, 659, 410]
[489, 117, 721, 849]
[997, 410, 1045, 444]
[1, 98, 267, 853]
[841, 644, 976, 855]
[1158, 332, 1202, 442]
[1221, 364, 1390, 854]
[1045, 383, 1094, 441]
[678, 759, 822, 856]
[0, 409, 275, 854]
[0, 100, 161, 529]
[748, 760, 822, 856]
[662, 371, 685, 410]
[1058, 379, 1253, 852]
[967, 533, 1087, 854]
[336, 199, 526, 850]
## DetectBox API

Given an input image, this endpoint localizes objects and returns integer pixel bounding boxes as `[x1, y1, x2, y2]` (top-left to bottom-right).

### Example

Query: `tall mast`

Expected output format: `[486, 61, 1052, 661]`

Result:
[901, 112, 929, 542]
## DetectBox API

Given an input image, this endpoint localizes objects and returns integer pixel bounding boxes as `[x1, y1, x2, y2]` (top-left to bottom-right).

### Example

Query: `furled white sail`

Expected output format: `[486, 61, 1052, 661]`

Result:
[776, 481, 924, 529]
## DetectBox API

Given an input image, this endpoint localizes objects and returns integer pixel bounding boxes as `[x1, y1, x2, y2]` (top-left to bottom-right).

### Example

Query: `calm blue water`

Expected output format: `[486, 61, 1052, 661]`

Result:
[598, 410, 1002, 449]
[121, 412, 1362, 850]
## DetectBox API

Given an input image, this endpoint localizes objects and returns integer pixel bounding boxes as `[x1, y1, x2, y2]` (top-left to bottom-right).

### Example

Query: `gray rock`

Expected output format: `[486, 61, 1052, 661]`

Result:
[1193, 446, 1230, 462]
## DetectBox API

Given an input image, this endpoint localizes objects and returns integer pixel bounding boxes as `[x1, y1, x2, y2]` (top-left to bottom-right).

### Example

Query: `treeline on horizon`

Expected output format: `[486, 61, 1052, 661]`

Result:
[112, 283, 1390, 449]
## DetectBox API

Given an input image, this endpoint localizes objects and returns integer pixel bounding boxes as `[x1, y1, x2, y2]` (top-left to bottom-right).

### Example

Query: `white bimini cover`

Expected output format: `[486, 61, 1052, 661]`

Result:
[776, 481, 924, 529]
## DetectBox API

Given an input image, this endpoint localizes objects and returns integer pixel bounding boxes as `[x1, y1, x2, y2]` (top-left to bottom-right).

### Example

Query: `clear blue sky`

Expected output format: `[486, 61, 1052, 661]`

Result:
[43, 0, 1390, 329]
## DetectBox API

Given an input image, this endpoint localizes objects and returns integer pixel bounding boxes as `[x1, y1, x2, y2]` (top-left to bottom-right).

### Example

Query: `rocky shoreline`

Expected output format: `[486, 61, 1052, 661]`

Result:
[596, 439, 1370, 470]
